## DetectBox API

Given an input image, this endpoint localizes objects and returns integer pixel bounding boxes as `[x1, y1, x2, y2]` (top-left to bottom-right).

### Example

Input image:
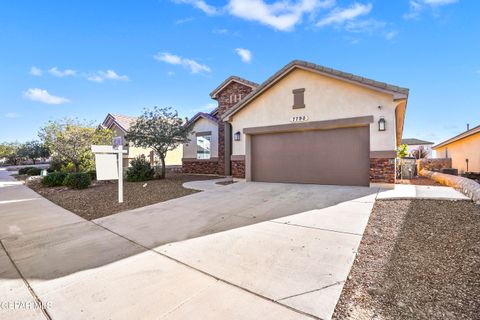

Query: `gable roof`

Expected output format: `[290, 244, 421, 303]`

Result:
[401, 138, 434, 145]
[102, 113, 138, 133]
[184, 112, 218, 128]
[222, 60, 410, 120]
[433, 124, 480, 149]
[209, 76, 259, 99]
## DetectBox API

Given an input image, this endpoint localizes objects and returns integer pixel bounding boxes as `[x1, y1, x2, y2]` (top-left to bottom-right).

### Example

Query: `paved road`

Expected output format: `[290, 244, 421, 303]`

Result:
[0, 168, 469, 319]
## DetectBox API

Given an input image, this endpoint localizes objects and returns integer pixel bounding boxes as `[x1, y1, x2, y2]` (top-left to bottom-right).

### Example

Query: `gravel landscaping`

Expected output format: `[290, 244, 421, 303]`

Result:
[396, 177, 441, 186]
[26, 173, 221, 220]
[334, 199, 480, 320]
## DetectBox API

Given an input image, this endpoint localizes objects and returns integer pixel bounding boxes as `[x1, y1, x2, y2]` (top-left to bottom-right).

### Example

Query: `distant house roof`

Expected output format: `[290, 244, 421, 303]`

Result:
[222, 60, 409, 120]
[433, 124, 480, 149]
[209, 76, 259, 99]
[401, 138, 434, 145]
[102, 113, 138, 133]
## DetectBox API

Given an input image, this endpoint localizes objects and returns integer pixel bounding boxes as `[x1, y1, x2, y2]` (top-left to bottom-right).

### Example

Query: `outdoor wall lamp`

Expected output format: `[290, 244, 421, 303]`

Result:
[378, 117, 386, 131]
[234, 131, 241, 141]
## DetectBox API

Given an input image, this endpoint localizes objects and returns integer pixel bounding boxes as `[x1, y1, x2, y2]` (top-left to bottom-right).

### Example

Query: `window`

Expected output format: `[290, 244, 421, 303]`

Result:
[196, 134, 211, 159]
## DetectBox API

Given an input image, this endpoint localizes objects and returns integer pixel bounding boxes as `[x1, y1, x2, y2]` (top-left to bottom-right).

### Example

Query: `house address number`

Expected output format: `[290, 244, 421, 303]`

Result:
[290, 115, 309, 122]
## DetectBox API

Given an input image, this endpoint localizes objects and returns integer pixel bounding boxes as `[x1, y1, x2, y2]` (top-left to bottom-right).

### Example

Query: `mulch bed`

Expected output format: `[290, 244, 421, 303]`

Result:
[333, 199, 480, 320]
[396, 177, 442, 186]
[26, 173, 221, 220]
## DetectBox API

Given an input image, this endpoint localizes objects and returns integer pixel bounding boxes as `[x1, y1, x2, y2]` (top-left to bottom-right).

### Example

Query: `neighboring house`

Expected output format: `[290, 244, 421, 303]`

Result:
[101, 113, 183, 167]
[401, 138, 434, 158]
[433, 124, 480, 174]
[184, 60, 409, 186]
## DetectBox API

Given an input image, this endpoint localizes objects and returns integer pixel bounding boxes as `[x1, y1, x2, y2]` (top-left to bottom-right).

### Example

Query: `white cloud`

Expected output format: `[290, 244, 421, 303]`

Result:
[23, 88, 70, 105]
[30, 66, 42, 76]
[48, 67, 76, 77]
[385, 30, 398, 40]
[404, 0, 458, 19]
[5, 112, 20, 118]
[227, 0, 335, 31]
[173, 0, 219, 15]
[167, 71, 176, 76]
[175, 17, 194, 24]
[154, 52, 211, 73]
[235, 48, 252, 63]
[87, 70, 129, 83]
[316, 2, 372, 27]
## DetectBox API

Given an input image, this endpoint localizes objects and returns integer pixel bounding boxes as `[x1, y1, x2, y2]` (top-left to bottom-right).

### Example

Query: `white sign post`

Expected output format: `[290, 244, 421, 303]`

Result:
[91, 144, 127, 203]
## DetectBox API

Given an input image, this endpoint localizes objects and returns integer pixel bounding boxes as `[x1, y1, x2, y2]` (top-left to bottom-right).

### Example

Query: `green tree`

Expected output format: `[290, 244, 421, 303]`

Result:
[0, 142, 22, 165]
[17, 141, 50, 164]
[39, 118, 113, 172]
[125, 107, 192, 179]
[396, 144, 409, 159]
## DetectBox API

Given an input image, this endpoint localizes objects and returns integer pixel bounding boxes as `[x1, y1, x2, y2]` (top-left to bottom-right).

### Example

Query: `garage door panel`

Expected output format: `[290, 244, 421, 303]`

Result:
[251, 126, 370, 186]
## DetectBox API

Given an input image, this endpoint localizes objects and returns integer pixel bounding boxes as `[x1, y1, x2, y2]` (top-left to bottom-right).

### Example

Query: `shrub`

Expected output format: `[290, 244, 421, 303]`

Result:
[63, 173, 91, 189]
[42, 172, 68, 187]
[126, 157, 154, 182]
[46, 167, 55, 173]
[86, 170, 96, 181]
[18, 167, 35, 175]
[26, 167, 42, 176]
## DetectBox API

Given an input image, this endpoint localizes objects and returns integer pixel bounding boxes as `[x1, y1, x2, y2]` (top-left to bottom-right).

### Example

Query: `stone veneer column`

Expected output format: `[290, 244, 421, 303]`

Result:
[369, 158, 396, 183]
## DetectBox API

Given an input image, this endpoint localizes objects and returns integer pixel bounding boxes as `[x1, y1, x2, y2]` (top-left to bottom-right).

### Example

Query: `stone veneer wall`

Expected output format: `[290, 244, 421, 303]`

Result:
[417, 158, 452, 172]
[370, 158, 396, 183]
[182, 160, 219, 175]
[215, 81, 255, 176]
[231, 160, 245, 178]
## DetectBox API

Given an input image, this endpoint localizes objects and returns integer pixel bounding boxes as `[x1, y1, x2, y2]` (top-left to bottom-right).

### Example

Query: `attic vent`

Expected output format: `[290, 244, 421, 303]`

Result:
[230, 94, 242, 104]
[292, 88, 305, 109]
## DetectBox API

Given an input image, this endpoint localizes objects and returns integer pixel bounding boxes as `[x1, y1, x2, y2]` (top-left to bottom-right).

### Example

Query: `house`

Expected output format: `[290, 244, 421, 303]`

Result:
[401, 138, 434, 158]
[183, 60, 409, 186]
[433, 124, 480, 174]
[102, 113, 183, 167]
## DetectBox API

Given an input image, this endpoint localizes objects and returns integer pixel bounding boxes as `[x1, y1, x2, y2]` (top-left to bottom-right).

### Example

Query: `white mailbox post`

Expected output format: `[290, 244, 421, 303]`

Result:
[91, 144, 128, 203]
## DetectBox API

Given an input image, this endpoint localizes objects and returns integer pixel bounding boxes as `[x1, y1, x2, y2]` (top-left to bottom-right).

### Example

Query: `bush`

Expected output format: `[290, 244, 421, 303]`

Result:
[42, 172, 68, 187]
[126, 157, 154, 182]
[63, 173, 91, 189]
[18, 167, 35, 175]
[86, 170, 96, 181]
[46, 167, 55, 173]
[26, 167, 42, 176]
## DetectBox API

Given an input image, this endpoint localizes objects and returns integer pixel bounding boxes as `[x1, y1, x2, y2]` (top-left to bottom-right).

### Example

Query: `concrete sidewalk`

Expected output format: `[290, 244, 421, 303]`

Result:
[376, 184, 470, 201]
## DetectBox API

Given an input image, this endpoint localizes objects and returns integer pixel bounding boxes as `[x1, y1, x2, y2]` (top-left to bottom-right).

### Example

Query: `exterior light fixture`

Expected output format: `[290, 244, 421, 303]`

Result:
[378, 117, 386, 131]
[234, 131, 241, 141]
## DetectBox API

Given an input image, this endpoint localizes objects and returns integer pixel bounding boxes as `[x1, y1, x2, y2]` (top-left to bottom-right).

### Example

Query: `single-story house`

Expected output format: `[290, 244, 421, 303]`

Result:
[184, 60, 409, 186]
[433, 124, 480, 174]
[102, 113, 183, 167]
[401, 138, 434, 158]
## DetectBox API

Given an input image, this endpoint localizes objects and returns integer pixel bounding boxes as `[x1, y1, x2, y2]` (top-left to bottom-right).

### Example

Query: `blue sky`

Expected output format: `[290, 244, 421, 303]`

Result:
[0, 0, 478, 144]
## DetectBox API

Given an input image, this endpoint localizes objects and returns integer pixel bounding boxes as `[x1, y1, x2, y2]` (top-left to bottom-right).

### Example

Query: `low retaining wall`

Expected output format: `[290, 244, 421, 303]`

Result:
[420, 169, 480, 204]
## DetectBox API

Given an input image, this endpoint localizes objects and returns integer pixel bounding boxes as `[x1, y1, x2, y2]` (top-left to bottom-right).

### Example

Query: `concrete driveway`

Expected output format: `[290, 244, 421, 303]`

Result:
[5, 168, 467, 319]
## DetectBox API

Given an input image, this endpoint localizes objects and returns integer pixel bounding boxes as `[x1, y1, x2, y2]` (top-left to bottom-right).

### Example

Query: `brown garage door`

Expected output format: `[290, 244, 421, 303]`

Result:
[251, 126, 370, 186]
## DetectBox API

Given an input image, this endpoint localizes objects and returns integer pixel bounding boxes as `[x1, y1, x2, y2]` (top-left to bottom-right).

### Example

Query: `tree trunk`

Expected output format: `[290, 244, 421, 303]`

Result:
[32, 158, 36, 164]
[160, 156, 166, 179]
[74, 162, 80, 172]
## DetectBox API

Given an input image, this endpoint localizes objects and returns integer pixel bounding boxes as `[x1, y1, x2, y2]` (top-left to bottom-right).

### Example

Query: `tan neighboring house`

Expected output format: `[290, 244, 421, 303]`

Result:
[433, 124, 480, 174]
[184, 60, 409, 186]
[101, 113, 183, 167]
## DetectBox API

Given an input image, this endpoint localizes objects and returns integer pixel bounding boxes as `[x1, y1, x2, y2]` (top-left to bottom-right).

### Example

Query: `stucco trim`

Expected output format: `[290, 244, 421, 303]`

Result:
[370, 151, 397, 158]
[196, 131, 212, 136]
[242, 116, 374, 135]
[231, 155, 245, 161]
[182, 157, 219, 162]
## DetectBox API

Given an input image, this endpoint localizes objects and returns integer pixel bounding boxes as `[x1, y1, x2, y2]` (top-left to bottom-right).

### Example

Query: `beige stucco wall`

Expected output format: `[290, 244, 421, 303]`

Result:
[229, 68, 400, 156]
[183, 117, 219, 159]
[435, 133, 480, 173]
[110, 123, 183, 166]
